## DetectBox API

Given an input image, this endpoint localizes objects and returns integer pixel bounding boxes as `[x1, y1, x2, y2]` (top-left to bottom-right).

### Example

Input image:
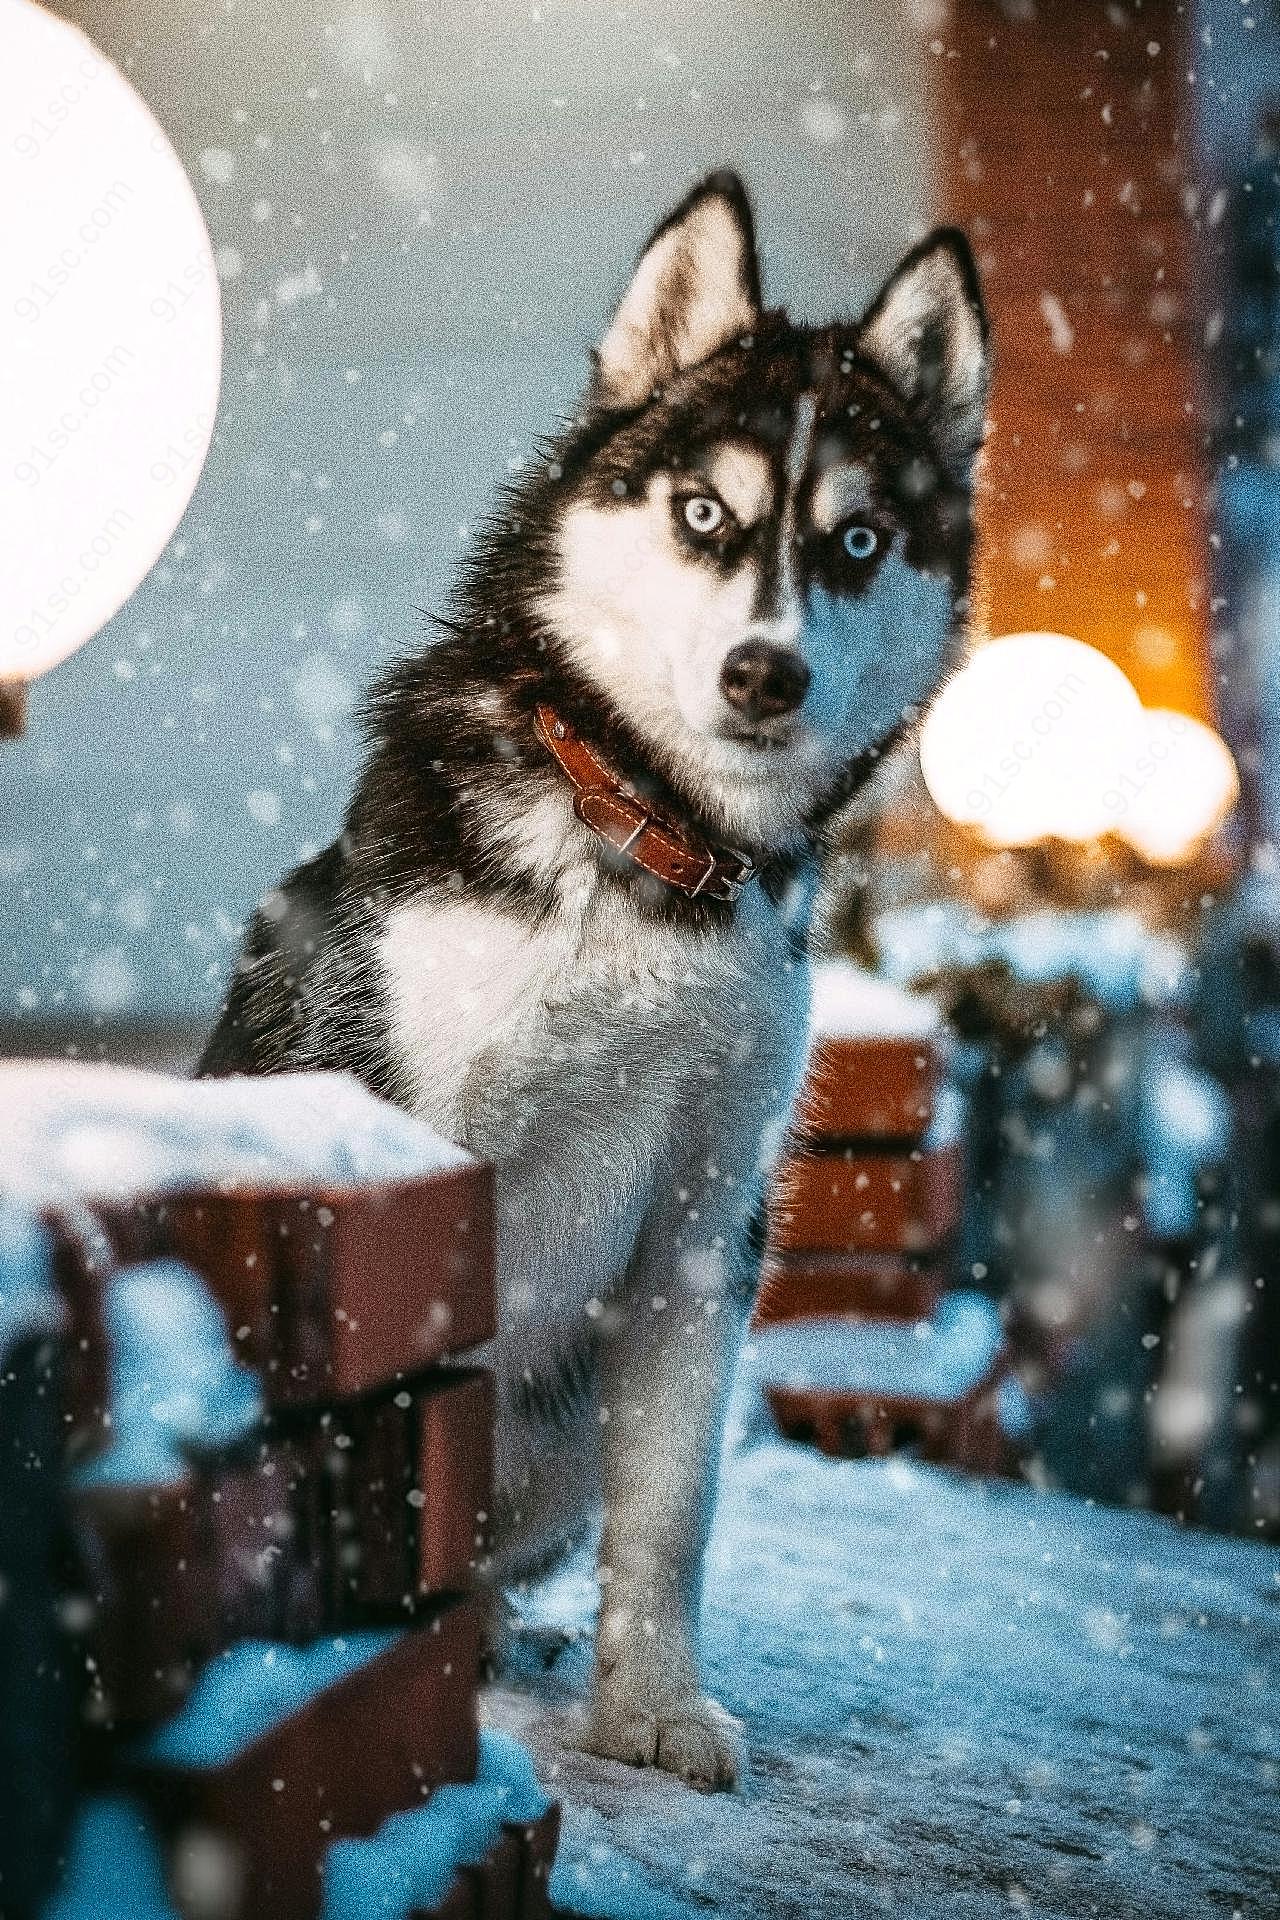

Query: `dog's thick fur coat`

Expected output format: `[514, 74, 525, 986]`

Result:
[200, 173, 989, 1789]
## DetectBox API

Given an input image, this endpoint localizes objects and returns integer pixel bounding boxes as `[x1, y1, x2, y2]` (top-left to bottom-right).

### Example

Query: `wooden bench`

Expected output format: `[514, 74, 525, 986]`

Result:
[0, 1063, 560, 1920]
[755, 963, 1020, 1473]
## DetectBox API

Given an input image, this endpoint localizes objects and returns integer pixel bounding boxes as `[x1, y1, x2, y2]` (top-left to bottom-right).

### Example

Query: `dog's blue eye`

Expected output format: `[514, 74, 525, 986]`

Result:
[843, 523, 878, 561]
[683, 495, 725, 536]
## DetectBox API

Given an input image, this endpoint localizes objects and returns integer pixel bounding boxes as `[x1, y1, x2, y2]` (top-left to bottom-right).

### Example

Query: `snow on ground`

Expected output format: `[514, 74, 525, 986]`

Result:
[0, 1062, 472, 1209]
[488, 1423, 1280, 1920]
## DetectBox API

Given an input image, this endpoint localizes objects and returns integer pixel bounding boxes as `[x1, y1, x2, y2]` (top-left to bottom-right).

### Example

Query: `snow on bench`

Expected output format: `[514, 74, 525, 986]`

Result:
[42, 1733, 556, 1920]
[0, 1062, 471, 1207]
[751, 1291, 1004, 1403]
[0, 1064, 495, 1405]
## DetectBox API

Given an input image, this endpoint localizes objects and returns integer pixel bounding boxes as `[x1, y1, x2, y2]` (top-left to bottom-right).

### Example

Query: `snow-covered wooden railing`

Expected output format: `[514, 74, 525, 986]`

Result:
[754, 963, 1020, 1470]
[0, 1064, 560, 1920]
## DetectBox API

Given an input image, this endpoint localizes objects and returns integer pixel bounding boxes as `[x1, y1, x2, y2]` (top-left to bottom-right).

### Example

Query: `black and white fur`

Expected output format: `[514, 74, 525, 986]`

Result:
[200, 173, 989, 1789]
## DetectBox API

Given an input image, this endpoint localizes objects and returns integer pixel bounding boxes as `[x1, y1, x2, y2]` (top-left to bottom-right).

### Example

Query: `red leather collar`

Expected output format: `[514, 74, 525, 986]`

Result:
[534, 704, 756, 905]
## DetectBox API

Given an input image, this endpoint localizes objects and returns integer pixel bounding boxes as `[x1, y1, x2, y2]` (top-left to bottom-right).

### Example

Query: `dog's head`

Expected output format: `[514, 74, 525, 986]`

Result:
[533, 172, 989, 848]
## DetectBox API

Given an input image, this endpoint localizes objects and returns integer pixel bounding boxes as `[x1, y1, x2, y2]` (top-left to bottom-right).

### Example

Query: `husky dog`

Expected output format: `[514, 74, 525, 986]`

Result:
[200, 173, 988, 1789]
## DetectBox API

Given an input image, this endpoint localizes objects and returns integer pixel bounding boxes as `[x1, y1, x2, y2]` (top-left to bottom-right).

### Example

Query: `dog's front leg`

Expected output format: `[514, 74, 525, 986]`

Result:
[583, 1185, 759, 1791]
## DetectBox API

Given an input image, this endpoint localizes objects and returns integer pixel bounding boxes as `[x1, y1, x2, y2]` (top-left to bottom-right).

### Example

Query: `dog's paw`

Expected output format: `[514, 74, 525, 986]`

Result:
[582, 1693, 743, 1792]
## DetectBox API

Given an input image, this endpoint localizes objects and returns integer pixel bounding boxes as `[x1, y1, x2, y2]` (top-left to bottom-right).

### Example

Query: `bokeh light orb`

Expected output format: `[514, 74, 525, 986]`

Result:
[1, 0, 221, 686]
[1107, 708, 1240, 866]
[920, 632, 1144, 847]
[921, 633, 1239, 865]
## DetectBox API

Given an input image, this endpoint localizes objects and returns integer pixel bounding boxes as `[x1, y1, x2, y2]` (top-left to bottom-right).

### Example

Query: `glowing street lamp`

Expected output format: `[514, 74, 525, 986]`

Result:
[920, 633, 1238, 868]
[1107, 709, 1240, 868]
[1, 0, 222, 731]
[919, 632, 1144, 848]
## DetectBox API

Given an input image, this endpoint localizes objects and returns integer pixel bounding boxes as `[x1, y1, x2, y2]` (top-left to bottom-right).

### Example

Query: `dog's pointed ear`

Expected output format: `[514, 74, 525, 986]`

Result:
[592, 172, 762, 410]
[858, 229, 989, 478]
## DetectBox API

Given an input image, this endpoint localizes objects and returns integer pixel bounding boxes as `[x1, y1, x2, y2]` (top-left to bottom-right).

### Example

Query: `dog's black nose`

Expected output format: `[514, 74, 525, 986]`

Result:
[719, 642, 810, 721]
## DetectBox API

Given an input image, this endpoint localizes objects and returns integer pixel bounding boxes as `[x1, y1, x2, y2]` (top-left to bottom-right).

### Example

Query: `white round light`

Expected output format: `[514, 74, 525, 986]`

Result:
[1, 0, 222, 686]
[1107, 708, 1240, 866]
[920, 632, 1144, 846]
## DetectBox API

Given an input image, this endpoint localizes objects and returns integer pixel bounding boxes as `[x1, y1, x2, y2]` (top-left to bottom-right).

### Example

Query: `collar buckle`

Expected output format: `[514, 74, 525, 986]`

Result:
[537, 702, 759, 909]
[693, 849, 754, 903]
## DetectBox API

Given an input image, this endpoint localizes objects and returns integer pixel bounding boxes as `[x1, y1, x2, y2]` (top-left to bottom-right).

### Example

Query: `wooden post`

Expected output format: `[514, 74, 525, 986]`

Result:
[935, 0, 1214, 718]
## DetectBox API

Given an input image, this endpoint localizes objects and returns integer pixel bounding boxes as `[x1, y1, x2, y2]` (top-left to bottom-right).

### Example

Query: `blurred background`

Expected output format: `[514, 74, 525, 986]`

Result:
[2, 0, 941, 1034]
[4, 0, 1280, 1540]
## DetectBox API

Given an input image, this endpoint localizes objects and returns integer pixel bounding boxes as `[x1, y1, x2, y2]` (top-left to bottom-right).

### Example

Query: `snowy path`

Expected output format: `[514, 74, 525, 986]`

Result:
[485, 1437, 1279, 1920]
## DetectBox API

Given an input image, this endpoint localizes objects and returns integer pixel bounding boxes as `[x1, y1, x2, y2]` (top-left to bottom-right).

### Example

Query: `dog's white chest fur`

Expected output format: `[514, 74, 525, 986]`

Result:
[378, 860, 807, 1561]
[380, 869, 802, 1306]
